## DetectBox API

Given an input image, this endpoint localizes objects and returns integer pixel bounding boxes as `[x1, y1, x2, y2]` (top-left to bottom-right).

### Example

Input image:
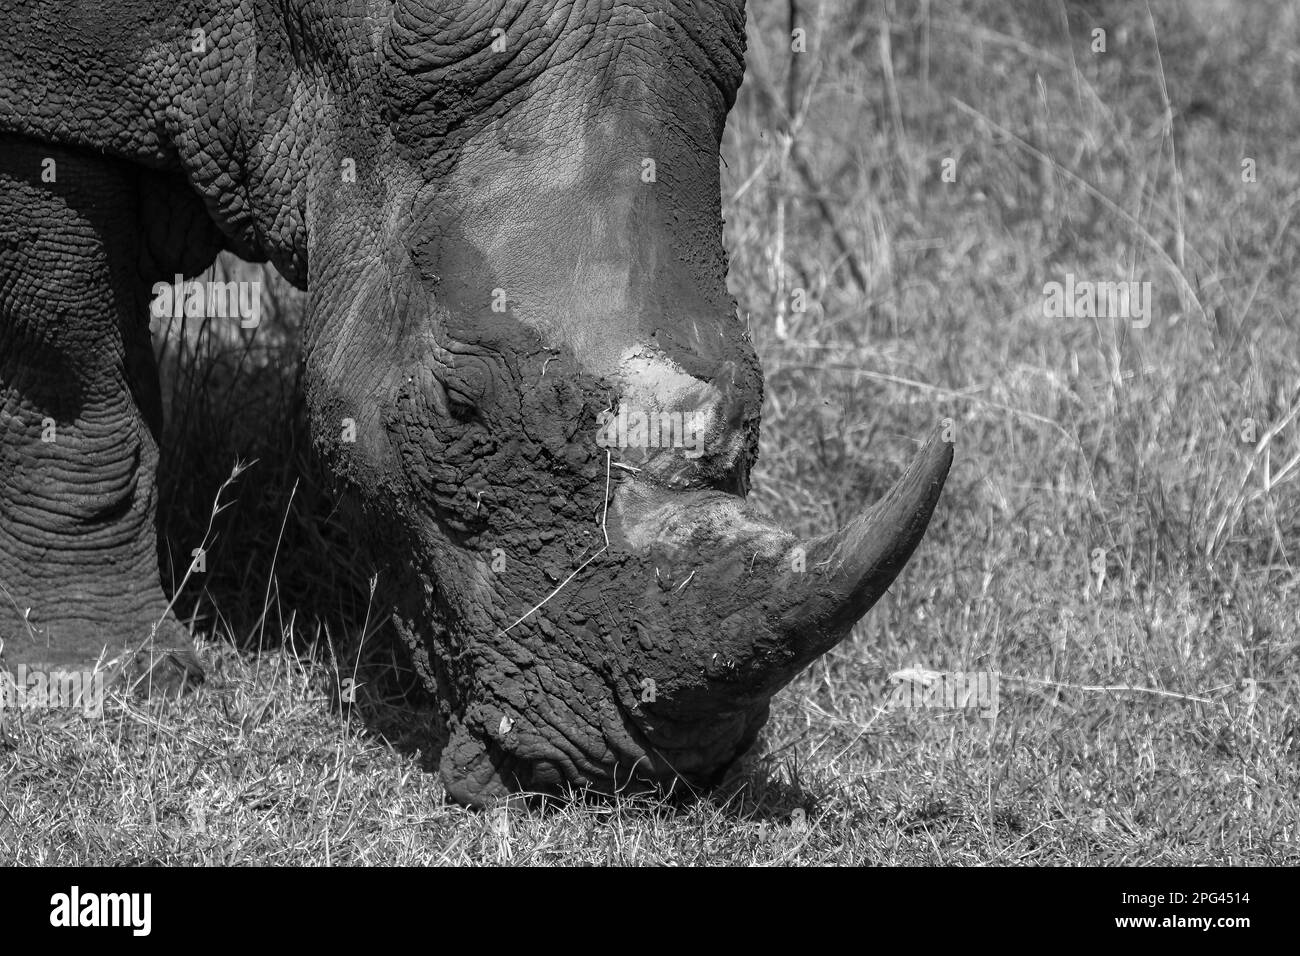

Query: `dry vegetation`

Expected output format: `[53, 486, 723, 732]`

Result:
[2, 0, 1298, 864]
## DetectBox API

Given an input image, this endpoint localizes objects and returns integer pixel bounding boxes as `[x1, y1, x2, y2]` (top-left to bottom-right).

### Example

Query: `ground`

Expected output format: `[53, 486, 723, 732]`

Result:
[2, 0, 1297, 864]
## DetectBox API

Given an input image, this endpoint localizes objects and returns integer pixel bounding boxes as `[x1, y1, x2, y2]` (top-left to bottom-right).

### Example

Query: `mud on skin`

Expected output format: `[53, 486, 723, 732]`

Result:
[0, 0, 951, 806]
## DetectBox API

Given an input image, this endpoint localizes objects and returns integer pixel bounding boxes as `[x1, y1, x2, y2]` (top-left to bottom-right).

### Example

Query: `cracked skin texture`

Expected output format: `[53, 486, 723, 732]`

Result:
[0, 1, 951, 805]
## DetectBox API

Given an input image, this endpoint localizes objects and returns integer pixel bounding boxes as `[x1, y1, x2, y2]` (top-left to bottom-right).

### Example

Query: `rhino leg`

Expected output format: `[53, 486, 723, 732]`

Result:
[0, 136, 202, 695]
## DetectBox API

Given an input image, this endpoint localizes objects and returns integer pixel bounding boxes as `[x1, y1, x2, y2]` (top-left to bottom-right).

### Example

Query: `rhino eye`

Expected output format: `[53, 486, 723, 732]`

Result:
[445, 389, 476, 421]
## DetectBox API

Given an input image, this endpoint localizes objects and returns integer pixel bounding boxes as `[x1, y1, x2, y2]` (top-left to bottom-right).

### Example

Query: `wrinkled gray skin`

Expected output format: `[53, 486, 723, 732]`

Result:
[0, 0, 951, 805]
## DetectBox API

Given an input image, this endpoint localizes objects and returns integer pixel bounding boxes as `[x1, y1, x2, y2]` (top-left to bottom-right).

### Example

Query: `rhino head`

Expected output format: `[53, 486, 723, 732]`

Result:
[290, 0, 952, 805]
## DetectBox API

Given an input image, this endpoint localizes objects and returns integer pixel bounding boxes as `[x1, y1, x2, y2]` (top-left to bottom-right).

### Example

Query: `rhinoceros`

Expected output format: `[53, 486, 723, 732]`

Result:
[0, 0, 951, 805]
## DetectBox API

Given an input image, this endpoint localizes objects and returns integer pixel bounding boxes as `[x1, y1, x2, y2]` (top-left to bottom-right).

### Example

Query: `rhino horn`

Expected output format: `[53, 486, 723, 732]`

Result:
[771, 425, 952, 662]
[614, 424, 952, 694]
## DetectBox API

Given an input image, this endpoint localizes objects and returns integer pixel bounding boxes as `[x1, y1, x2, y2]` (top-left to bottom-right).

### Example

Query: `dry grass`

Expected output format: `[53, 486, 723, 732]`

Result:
[3, 0, 1299, 864]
